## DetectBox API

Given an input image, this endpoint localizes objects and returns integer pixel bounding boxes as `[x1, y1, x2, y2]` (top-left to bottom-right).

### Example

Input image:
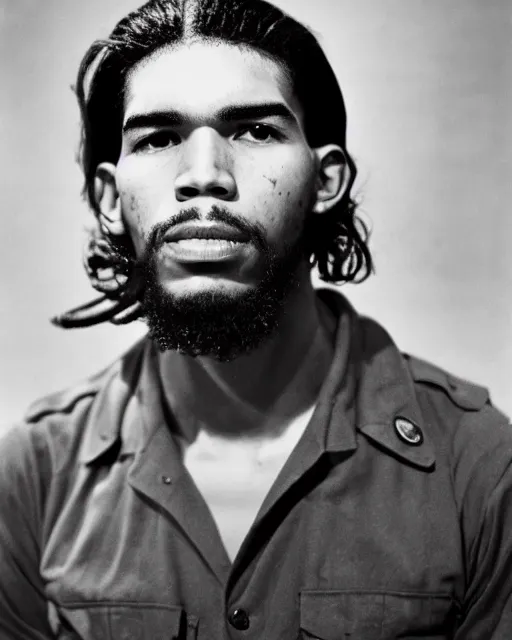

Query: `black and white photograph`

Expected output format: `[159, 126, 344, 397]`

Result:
[1, 0, 511, 638]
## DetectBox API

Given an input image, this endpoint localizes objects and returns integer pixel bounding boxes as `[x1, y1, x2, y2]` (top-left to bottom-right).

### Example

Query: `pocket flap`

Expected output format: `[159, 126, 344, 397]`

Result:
[110, 605, 185, 640]
[58, 603, 187, 640]
[300, 590, 455, 639]
[300, 591, 384, 639]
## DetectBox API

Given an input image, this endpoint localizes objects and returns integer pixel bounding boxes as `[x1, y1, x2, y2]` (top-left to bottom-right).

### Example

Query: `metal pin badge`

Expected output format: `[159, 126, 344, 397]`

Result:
[394, 417, 423, 446]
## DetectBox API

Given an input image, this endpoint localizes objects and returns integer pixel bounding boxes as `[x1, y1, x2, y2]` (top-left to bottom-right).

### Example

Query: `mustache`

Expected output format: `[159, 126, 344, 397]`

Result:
[144, 205, 268, 255]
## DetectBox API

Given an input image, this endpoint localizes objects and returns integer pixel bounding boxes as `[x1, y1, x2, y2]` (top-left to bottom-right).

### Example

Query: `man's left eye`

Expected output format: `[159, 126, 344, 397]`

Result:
[236, 124, 280, 143]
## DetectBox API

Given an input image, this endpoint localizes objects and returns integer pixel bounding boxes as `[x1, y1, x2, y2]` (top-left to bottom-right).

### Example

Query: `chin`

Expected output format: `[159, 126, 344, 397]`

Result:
[138, 225, 307, 360]
[141, 266, 297, 360]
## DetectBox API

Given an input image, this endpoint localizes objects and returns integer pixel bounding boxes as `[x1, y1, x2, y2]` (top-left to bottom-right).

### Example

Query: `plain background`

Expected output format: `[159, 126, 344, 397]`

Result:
[1, 0, 511, 433]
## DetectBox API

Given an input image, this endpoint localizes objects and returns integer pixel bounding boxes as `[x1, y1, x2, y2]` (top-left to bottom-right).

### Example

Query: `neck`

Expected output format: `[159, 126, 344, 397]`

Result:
[158, 268, 336, 443]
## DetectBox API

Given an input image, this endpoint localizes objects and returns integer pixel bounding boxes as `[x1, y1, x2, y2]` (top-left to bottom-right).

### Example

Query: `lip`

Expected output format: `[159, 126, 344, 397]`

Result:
[162, 238, 248, 263]
[163, 222, 251, 243]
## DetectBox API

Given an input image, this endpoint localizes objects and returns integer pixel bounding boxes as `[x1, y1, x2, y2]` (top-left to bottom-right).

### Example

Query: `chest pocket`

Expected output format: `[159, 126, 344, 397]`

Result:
[299, 590, 458, 639]
[49, 603, 198, 640]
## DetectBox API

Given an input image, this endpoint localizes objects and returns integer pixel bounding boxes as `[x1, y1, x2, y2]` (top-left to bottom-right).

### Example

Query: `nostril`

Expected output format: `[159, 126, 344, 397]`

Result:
[178, 186, 199, 199]
[176, 181, 234, 201]
[210, 186, 229, 197]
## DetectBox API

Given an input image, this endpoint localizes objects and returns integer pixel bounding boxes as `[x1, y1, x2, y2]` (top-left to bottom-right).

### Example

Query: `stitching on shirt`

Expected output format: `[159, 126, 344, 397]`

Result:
[55, 600, 184, 610]
[300, 589, 453, 599]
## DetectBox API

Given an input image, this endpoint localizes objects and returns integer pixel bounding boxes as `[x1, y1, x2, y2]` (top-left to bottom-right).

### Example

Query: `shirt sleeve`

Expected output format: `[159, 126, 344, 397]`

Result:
[452, 405, 512, 639]
[0, 425, 55, 640]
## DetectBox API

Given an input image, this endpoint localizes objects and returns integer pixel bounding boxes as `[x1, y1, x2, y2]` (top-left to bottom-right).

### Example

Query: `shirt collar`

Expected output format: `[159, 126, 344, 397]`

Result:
[318, 289, 435, 470]
[82, 291, 435, 471]
[80, 339, 163, 465]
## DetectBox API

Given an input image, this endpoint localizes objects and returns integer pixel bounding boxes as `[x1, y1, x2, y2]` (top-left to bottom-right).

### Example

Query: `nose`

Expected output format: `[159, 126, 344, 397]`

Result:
[174, 128, 237, 202]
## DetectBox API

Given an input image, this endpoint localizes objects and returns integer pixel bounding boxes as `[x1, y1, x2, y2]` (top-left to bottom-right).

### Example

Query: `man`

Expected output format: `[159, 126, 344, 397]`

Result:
[1, 0, 511, 638]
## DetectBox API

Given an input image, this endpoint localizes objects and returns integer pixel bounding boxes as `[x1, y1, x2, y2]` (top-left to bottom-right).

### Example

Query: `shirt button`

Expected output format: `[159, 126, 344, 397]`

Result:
[228, 608, 250, 630]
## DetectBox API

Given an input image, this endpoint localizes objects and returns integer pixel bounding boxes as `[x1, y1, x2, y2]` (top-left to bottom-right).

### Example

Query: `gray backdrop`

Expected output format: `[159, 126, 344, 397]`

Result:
[1, 0, 511, 431]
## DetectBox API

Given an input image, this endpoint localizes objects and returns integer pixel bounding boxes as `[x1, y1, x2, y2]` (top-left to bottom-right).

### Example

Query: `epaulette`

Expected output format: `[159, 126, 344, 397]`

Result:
[23, 364, 114, 423]
[404, 354, 489, 412]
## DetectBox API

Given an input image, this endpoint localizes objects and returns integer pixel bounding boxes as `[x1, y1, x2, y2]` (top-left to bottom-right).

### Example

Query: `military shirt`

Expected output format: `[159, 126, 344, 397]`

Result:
[1, 289, 511, 639]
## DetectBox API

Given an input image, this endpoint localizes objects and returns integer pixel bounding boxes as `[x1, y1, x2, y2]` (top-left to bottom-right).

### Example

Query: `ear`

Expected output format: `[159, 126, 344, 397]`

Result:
[311, 145, 352, 215]
[94, 162, 125, 236]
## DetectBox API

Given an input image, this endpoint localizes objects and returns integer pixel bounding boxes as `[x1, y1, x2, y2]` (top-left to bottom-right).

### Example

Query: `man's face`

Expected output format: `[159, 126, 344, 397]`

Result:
[111, 41, 321, 359]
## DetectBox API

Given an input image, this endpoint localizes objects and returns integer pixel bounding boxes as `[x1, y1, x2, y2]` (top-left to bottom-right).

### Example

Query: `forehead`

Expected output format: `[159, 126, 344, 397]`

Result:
[123, 41, 302, 123]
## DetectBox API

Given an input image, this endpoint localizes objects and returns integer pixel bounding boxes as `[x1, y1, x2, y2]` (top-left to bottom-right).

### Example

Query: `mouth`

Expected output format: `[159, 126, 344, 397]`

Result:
[162, 223, 251, 263]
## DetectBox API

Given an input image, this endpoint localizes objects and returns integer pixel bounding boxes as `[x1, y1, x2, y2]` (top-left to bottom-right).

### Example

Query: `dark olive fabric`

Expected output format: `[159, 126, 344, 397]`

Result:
[1, 290, 511, 640]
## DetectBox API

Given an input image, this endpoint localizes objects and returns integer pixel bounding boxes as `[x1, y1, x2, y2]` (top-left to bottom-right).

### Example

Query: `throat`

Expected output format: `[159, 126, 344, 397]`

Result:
[182, 404, 316, 562]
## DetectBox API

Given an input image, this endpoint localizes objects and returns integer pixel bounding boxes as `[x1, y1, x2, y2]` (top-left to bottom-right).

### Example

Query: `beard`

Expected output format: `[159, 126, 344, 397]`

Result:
[136, 205, 307, 362]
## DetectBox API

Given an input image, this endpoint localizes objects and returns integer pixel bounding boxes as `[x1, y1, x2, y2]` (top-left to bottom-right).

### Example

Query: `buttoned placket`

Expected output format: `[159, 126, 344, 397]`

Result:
[124, 303, 360, 638]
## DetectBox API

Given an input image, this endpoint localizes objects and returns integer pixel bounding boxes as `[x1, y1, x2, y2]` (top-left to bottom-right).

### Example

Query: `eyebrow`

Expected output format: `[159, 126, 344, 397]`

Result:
[122, 102, 297, 133]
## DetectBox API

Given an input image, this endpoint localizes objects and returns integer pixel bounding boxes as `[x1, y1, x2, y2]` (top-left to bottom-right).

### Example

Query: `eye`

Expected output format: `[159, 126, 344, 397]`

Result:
[236, 124, 282, 143]
[134, 130, 181, 152]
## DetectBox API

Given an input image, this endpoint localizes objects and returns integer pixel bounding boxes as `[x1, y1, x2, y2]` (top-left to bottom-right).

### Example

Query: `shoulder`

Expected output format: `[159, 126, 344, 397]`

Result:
[357, 310, 511, 486]
[353, 310, 509, 437]
[356, 312, 507, 425]
[404, 351, 511, 448]
[0, 337, 149, 547]
[404, 353, 512, 502]
[24, 335, 147, 422]
[25, 336, 147, 420]
[22, 363, 112, 425]
[404, 353, 492, 412]
[404, 352, 510, 441]
[0, 337, 148, 476]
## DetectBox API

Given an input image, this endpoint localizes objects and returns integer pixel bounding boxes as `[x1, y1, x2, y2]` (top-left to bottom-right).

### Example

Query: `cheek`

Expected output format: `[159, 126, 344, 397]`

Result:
[255, 158, 316, 229]
[117, 182, 162, 259]
[117, 160, 168, 253]
[116, 158, 167, 233]
[119, 189, 145, 243]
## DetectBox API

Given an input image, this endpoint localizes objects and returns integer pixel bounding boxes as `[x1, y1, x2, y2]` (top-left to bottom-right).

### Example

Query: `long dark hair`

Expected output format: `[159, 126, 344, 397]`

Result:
[54, 0, 373, 328]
